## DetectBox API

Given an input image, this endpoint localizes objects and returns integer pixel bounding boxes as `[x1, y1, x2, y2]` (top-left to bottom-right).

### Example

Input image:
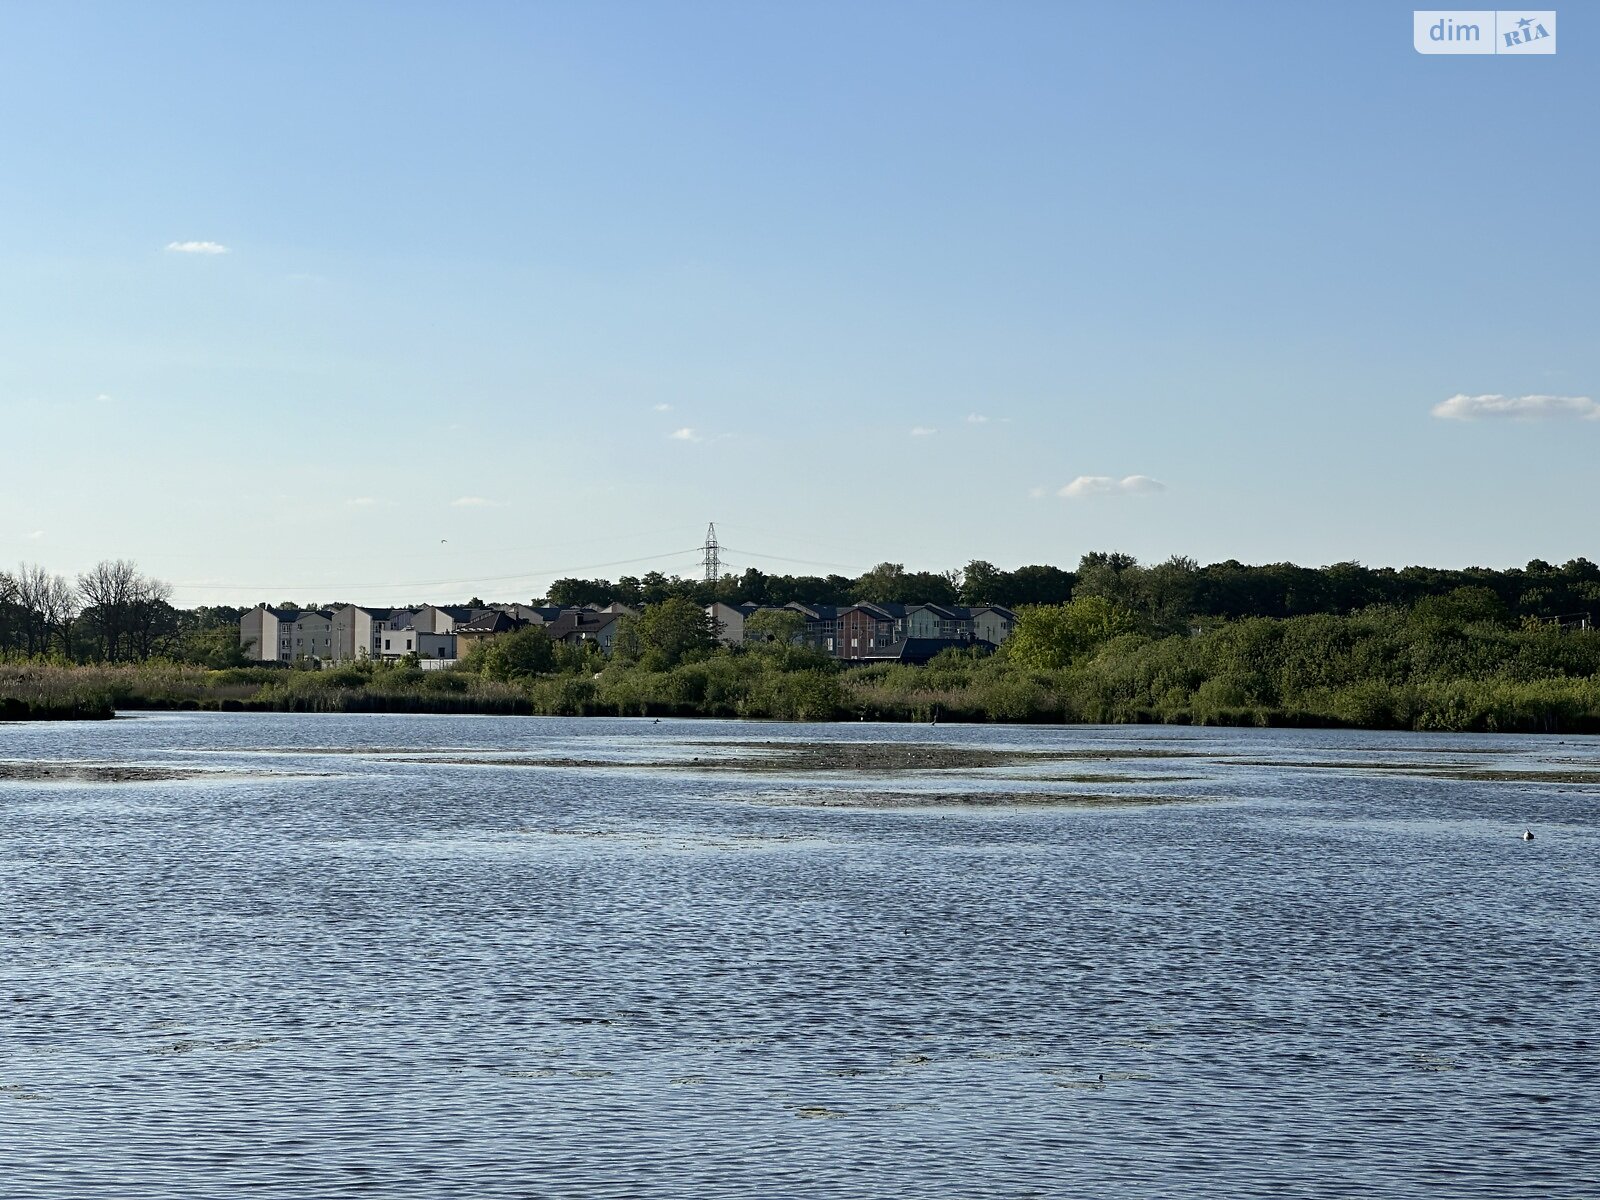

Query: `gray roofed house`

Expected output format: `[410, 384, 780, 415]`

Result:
[542, 609, 623, 654]
[453, 610, 537, 655]
[409, 604, 491, 635]
[454, 611, 527, 636]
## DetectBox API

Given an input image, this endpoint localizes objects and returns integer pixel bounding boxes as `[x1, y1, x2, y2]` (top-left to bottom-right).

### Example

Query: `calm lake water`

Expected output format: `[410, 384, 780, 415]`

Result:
[1, 713, 1597, 1198]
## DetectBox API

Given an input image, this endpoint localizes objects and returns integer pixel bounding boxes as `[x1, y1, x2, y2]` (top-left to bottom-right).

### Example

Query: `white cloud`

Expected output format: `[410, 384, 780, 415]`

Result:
[910, 426, 938, 437]
[1431, 393, 1599, 421]
[653, 403, 673, 412]
[1027, 486, 1048, 500]
[165, 240, 229, 255]
[346, 497, 378, 508]
[1059, 474, 1167, 498]
[966, 413, 990, 424]
[1119, 474, 1167, 494]
[450, 496, 502, 507]
[27, 530, 44, 539]
[1059, 476, 1115, 497]
[94, 393, 113, 403]
[668, 427, 702, 442]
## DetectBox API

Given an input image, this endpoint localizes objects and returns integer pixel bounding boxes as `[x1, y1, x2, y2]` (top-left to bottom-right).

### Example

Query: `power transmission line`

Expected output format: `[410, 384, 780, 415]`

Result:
[171, 548, 702, 595]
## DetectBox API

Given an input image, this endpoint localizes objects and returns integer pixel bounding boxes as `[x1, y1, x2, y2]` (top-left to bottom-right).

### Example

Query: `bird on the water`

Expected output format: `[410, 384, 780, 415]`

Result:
[1522, 829, 1535, 841]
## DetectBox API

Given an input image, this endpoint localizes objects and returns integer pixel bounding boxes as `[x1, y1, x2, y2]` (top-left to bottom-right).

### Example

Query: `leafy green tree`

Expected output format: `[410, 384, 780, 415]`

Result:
[1006, 597, 1139, 669]
[744, 608, 805, 647]
[612, 598, 716, 670]
[1000, 564, 1076, 607]
[733, 567, 770, 605]
[547, 578, 618, 608]
[1410, 586, 1508, 631]
[479, 628, 557, 680]
[1140, 555, 1200, 631]
[552, 639, 601, 674]
[851, 562, 907, 605]
[1073, 552, 1144, 609]
[900, 570, 960, 605]
[177, 624, 252, 668]
[959, 560, 1003, 606]
[638, 571, 678, 606]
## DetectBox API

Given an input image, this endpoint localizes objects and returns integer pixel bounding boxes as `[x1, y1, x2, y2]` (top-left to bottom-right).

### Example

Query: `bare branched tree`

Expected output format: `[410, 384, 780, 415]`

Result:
[40, 572, 81, 659]
[129, 574, 176, 660]
[77, 559, 140, 661]
[15, 563, 57, 655]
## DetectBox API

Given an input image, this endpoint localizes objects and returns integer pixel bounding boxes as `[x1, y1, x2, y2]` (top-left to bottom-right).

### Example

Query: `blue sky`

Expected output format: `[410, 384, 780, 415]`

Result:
[0, 1, 1594, 606]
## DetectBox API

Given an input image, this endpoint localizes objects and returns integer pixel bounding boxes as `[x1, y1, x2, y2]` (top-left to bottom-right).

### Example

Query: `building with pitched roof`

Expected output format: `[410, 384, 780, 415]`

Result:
[453, 610, 534, 655]
[542, 609, 623, 654]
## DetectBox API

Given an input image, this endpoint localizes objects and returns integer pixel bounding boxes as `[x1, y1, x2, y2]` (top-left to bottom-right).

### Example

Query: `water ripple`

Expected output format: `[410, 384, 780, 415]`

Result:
[0, 715, 1596, 1198]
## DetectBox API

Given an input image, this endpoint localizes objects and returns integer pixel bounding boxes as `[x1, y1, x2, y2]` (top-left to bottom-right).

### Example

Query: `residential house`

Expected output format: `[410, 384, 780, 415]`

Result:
[967, 606, 1017, 646]
[836, 603, 902, 659]
[384, 630, 456, 660]
[453, 610, 534, 654]
[899, 603, 966, 640]
[409, 604, 486, 635]
[492, 604, 564, 624]
[706, 601, 763, 646]
[888, 603, 1016, 646]
[783, 602, 841, 655]
[543, 609, 622, 654]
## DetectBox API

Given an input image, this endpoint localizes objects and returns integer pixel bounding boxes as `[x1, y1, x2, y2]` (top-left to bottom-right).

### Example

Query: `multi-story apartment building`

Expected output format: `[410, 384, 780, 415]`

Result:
[240, 605, 339, 663]
[239, 605, 296, 662]
[328, 606, 409, 662]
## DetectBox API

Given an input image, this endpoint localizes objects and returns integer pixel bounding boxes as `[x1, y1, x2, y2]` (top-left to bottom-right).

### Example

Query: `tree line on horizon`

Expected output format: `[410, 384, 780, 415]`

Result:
[4, 552, 1598, 669]
[541, 553, 1600, 630]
